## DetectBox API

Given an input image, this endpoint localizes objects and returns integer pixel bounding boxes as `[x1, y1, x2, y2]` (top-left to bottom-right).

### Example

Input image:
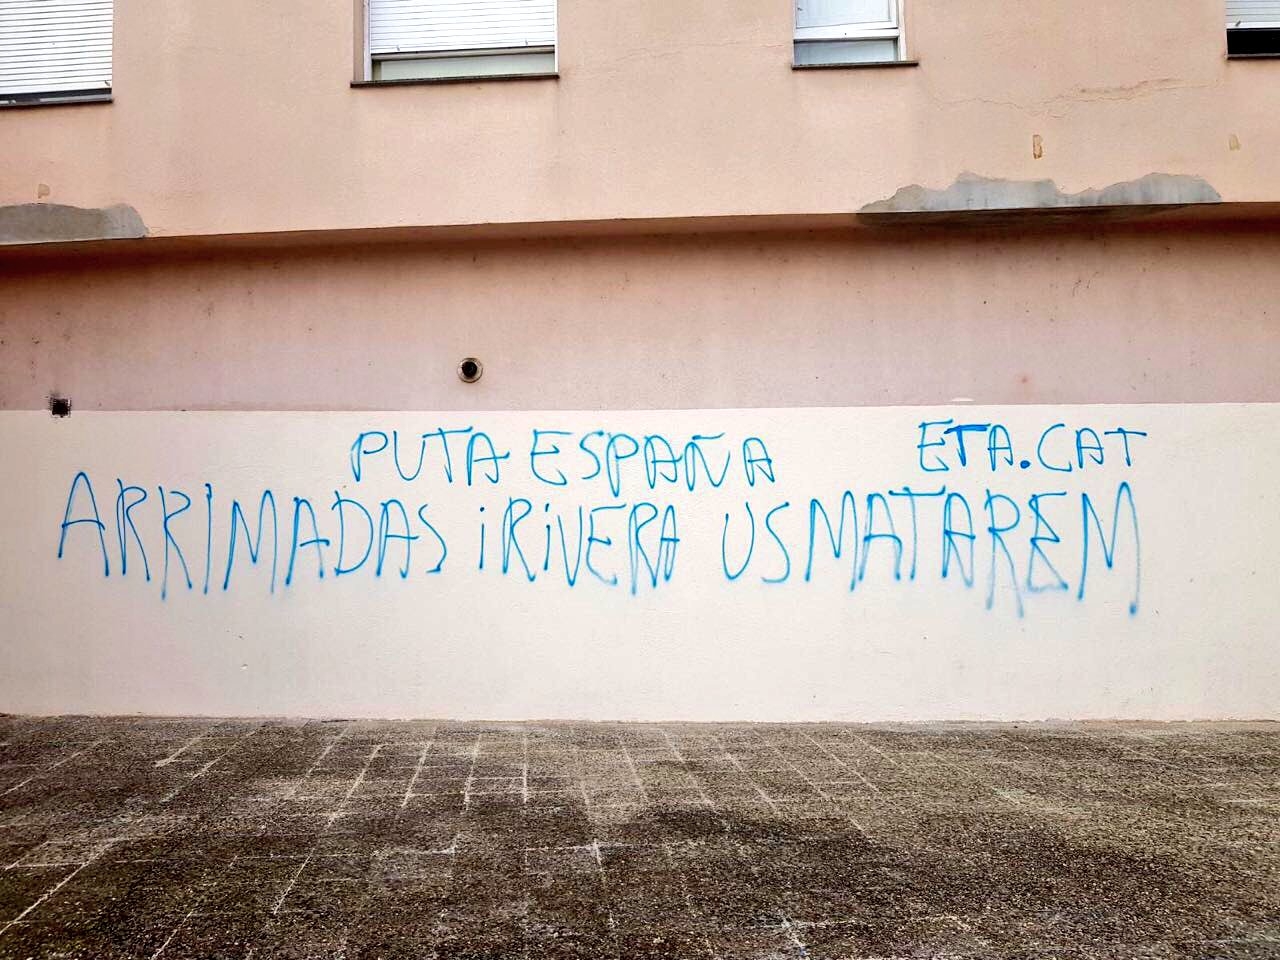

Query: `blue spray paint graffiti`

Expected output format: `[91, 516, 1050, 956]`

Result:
[56, 421, 1145, 617]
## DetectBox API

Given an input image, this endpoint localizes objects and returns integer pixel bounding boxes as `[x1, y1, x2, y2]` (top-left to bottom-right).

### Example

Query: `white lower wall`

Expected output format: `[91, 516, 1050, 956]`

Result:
[2, 404, 1277, 720]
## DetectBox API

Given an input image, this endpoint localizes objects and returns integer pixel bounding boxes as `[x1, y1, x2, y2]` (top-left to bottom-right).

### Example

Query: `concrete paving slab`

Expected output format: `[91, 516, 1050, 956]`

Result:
[0, 718, 1276, 958]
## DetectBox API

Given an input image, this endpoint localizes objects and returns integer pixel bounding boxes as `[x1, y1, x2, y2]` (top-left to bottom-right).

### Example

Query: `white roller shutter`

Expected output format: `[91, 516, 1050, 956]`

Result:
[0, 0, 112, 97]
[369, 0, 555, 56]
[1227, 0, 1280, 27]
[796, 0, 895, 31]
[795, 0, 897, 40]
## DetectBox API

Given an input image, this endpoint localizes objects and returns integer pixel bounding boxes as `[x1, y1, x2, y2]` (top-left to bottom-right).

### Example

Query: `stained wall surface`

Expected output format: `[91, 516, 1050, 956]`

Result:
[2, 228, 1280, 413]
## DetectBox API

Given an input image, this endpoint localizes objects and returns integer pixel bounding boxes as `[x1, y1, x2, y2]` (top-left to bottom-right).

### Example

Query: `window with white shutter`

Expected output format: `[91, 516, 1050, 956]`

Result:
[794, 0, 906, 66]
[0, 0, 112, 106]
[1227, 0, 1280, 56]
[366, 0, 556, 82]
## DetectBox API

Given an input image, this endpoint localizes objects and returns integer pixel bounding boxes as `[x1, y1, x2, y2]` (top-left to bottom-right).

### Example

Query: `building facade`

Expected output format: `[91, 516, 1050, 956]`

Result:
[1, 0, 1278, 720]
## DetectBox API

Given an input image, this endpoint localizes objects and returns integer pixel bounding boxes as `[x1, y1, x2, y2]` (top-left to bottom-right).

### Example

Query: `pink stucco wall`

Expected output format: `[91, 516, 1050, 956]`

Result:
[2, 224, 1277, 411]
[4, 1, 1279, 725]
[1, 0, 1278, 239]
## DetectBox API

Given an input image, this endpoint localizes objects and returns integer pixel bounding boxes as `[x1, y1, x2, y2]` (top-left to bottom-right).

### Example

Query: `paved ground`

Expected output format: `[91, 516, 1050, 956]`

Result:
[0, 719, 1276, 960]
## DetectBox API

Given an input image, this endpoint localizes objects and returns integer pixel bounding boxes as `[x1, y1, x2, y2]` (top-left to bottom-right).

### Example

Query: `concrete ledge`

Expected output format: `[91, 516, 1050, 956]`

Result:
[3, 200, 1280, 265]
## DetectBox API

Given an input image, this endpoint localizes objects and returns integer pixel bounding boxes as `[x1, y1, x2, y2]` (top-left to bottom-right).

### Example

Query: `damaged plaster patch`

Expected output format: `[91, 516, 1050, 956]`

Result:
[860, 172, 1221, 217]
[0, 202, 147, 244]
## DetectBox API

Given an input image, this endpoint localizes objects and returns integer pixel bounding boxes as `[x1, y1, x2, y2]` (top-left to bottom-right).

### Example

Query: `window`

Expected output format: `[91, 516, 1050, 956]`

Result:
[794, 0, 906, 67]
[366, 0, 556, 82]
[0, 0, 112, 106]
[1227, 1, 1280, 56]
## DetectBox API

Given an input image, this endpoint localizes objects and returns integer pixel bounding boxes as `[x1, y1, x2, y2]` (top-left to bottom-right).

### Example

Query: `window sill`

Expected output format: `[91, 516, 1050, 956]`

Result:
[0, 92, 112, 109]
[352, 73, 558, 88]
[1226, 52, 1280, 59]
[792, 59, 919, 70]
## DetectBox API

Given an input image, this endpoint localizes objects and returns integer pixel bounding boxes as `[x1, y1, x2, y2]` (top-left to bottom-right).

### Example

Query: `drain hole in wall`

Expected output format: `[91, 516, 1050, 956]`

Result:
[458, 358, 483, 383]
[49, 396, 71, 417]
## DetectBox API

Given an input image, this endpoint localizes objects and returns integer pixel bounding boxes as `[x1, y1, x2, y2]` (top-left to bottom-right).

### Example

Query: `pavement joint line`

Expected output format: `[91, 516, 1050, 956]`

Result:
[754, 732, 867, 833]
[421, 834, 461, 960]
[401, 737, 436, 810]
[522, 730, 530, 805]
[462, 733, 483, 808]
[618, 737, 649, 799]
[278, 743, 386, 916]
[4, 828, 127, 872]
[287, 722, 356, 799]
[660, 732, 721, 814]
[49, 737, 108, 768]
[714, 734, 783, 816]
[0, 840, 116, 938]
[666, 734, 764, 952]
[2, 738, 108, 796]
[160, 724, 263, 805]
[571, 729, 620, 940]
[155, 724, 221, 768]
[271, 853, 313, 915]
[926, 750, 1025, 807]
[797, 730, 859, 769]
[662, 840, 723, 960]
[781, 916, 811, 958]
[841, 731, 901, 766]
[147, 879, 226, 960]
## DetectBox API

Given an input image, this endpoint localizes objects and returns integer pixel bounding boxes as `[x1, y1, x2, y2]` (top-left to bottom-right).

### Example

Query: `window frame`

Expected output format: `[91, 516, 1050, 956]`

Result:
[356, 0, 558, 85]
[0, 0, 114, 109]
[1226, 0, 1280, 56]
[793, 0, 909, 67]
[1226, 26, 1280, 56]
